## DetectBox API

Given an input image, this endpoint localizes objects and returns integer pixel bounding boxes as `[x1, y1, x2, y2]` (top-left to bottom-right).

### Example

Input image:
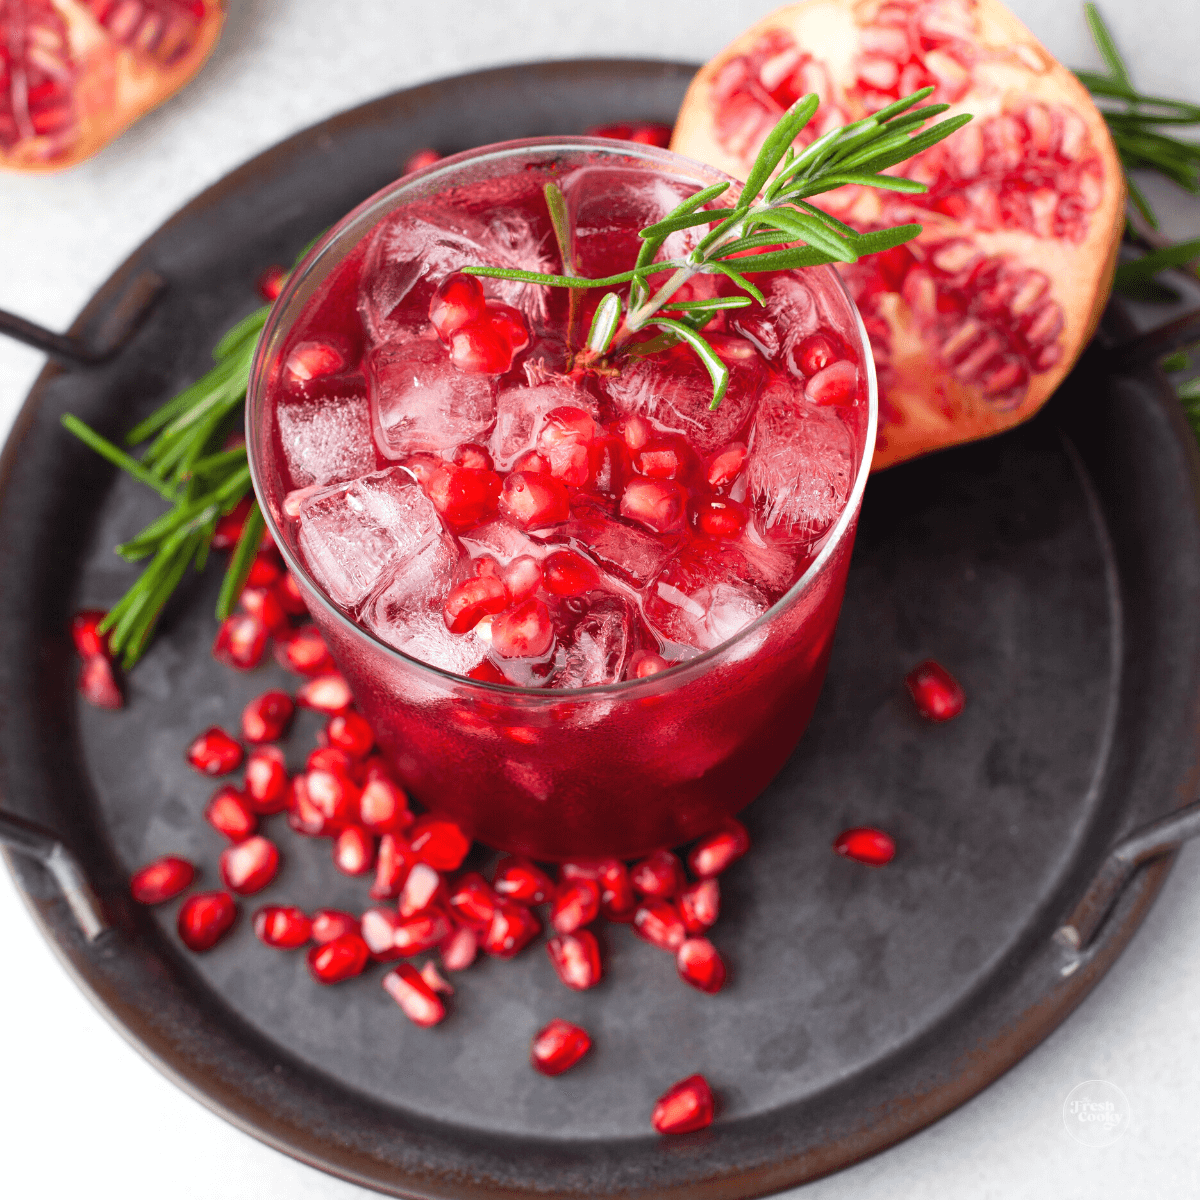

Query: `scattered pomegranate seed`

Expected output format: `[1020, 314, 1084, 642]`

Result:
[218, 835, 280, 895]
[498, 471, 570, 530]
[257, 264, 287, 302]
[429, 272, 486, 342]
[490, 597, 555, 658]
[274, 571, 308, 617]
[325, 710, 375, 758]
[484, 900, 542, 959]
[439, 923, 478, 971]
[77, 654, 124, 709]
[212, 496, 253, 550]
[274, 625, 334, 675]
[833, 826, 896, 866]
[186, 727, 244, 775]
[905, 659, 965, 721]
[361, 907, 405, 961]
[306, 768, 361, 826]
[707, 443, 747, 488]
[399, 861, 444, 917]
[447, 872, 498, 929]
[211, 612, 269, 670]
[307, 746, 365, 783]
[493, 856, 553, 905]
[679, 878, 720, 934]
[676, 937, 727, 994]
[652, 1074, 715, 1134]
[383, 962, 447, 1027]
[394, 909, 453, 956]
[546, 930, 602, 990]
[286, 340, 345, 382]
[243, 745, 289, 815]
[204, 785, 258, 842]
[307, 931, 370, 983]
[443, 574, 508, 634]
[286, 774, 328, 837]
[238, 585, 288, 634]
[402, 147, 441, 174]
[130, 856, 195, 905]
[550, 878, 600, 934]
[531, 1018, 592, 1076]
[177, 891, 237, 952]
[420, 960, 454, 995]
[332, 826, 376, 876]
[620, 478, 687, 534]
[630, 849, 685, 900]
[542, 549, 601, 597]
[253, 905, 312, 949]
[310, 909, 359, 945]
[408, 816, 470, 871]
[241, 690, 295, 744]
[687, 819, 750, 878]
[245, 549, 284, 589]
[371, 832, 416, 900]
[563, 858, 637, 922]
[71, 610, 112, 659]
[296, 673, 353, 714]
[632, 901, 686, 952]
[359, 776, 412, 836]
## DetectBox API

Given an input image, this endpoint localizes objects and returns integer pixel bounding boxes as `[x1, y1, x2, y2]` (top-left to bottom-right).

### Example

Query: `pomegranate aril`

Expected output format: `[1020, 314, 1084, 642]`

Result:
[805, 359, 858, 406]
[394, 909, 453, 956]
[531, 1018, 592, 1076]
[546, 930, 602, 991]
[633, 900, 686, 952]
[219, 836, 280, 895]
[238, 585, 288, 634]
[587, 119, 672, 146]
[564, 858, 638, 921]
[833, 826, 896, 866]
[620, 478, 687, 534]
[178, 891, 237, 952]
[687, 818, 750, 878]
[449, 318, 512, 374]
[212, 496, 253, 550]
[443, 575, 508, 634]
[542, 549, 600, 597]
[420, 960, 454, 995]
[245, 549, 284, 588]
[399, 861, 444, 917]
[403, 147, 441, 173]
[361, 907, 405, 960]
[490, 597, 554, 659]
[78, 654, 123, 709]
[244, 745, 289, 815]
[485, 301, 530, 354]
[707, 442, 747, 487]
[484, 900, 542, 959]
[694, 497, 747, 540]
[306, 746, 365, 783]
[454, 443, 495, 471]
[325, 709, 375, 758]
[652, 1074, 715, 1134]
[205, 785, 257, 842]
[274, 571, 308, 617]
[550, 878, 600, 934]
[186, 727, 243, 775]
[383, 962, 446, 1027]
[440, 923, 479, 971]
[795, 332, 842, 376]
[310, 909, 359, 945]
[286, 340, 345, 382]
[257, 264, 286, 302]
[905, 659, 965, 721]
[241, 690, 295, 743]
[275, 625, 335, 676]
[676, 937, 727, 994]
[493, 856, 553, 905]
[429, 272, 486, 342]
[408, 816, 470, 871]
[359, 776, 411, 835]
[130, 855, 195, 905]
[296, 673, 353, 714]
[498, 471, 570, 530]
[679, 878, 720, 934]
[254, 905, 311, 949]
[632, 652, 670, 679]
[307, 931, 370, 983]
[211, 613, 268, 670]
[286, 775, 327, 837]
[630, 849, 685, 900]
[371, 832, 416, 900]
[332, 826, 376, 876]
[447, 872, 498, 929]
[306, 769, 361, 825]
[71, 610, 112, 659]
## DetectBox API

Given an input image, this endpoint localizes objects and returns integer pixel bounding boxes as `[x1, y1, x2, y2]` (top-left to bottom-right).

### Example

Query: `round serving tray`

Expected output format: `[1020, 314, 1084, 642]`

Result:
[3, 59, 1200, 1200]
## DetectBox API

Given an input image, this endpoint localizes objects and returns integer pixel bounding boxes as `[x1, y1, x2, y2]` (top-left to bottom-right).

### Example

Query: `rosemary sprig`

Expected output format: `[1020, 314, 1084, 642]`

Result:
[464, 87, 971, 407]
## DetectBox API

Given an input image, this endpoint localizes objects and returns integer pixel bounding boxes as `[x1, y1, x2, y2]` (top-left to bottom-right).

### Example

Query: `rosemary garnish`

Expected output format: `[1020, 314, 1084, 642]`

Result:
[465, 87, 971, 408]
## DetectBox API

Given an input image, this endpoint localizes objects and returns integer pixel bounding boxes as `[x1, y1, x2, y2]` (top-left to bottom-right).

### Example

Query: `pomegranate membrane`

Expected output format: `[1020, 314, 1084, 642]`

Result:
[249, 139, 876, 860]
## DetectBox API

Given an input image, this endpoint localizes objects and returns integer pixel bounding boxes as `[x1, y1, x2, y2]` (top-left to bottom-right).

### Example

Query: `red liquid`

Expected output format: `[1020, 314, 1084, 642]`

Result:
[251, 141, 873, 859]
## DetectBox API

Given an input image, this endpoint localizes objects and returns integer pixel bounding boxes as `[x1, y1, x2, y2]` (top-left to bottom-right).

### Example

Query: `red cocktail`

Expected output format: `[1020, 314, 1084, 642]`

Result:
[247, 138, 876, 860]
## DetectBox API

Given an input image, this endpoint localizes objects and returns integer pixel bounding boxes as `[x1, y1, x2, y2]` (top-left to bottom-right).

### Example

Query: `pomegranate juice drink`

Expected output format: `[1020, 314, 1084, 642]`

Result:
[248, 139, 876, 861]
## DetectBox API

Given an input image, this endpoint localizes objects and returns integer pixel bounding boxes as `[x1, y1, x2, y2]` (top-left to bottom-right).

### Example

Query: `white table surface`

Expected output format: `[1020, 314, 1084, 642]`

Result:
[3, 2, 1200, 1196]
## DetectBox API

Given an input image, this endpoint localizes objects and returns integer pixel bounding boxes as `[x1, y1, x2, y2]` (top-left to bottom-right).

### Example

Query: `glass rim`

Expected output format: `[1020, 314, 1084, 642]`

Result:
[247, 134, 879, 699]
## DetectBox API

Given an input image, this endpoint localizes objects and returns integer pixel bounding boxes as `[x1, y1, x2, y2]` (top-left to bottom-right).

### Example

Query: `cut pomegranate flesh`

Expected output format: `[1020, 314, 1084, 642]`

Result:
[676, 937, 728, 994]
[630, 849, 685, 900]
[530, 1018, 592, 1076]
[218, 835, 280, 895]
[382, 962, 446, 1027]
[652, 1074, 715, 1134]
[254, 905, 312, 949]
[546, 930, 602, 990]
[670, 0, 1125, 469]
[241, 690, 295, 744]
[307, 931, 370, 983]
[204, 785, 257, 842]
[834, 826, 896, 865]
[483, 900, 541, 959]
[687, 818, 750, 878]
[177, 890, 237, 952]
[185, 726, 243, 775]
[905, 659, 965, 721]
[492, 856, 553, 905]
[130, 855, 195, 905]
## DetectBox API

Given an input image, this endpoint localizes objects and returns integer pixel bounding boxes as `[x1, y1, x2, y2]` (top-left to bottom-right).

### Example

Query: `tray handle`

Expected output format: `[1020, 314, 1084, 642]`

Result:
[1055, 798, 1200, 953]
[0, 811, 109, 941]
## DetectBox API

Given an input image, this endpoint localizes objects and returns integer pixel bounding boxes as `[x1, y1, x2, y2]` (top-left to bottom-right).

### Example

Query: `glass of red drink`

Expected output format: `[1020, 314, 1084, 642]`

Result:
[247, 138, 877, 861]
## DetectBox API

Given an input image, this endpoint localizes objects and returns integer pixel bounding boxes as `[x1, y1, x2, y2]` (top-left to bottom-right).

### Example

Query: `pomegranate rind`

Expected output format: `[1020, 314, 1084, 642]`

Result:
[1, 0, 227, 173]
[670, 0, 1124, 470]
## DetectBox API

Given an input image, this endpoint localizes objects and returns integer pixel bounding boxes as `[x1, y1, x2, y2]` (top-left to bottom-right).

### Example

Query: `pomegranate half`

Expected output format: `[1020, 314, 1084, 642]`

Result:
[671, 0, 1124, 469]
[1, 0, 226, 172]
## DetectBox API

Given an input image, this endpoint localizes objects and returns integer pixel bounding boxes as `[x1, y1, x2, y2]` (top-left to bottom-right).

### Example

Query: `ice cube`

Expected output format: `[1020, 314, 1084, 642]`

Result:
[560, 167, 700, 278]
[275, 381, 376, 489]
[296, 468, 444, 608]
[748, 376, 854, 544]
[368, 338, 497, 458]
[359, 209, 555, 343]
[603, 350, 762, 454]
[552, 594, 635, 687]
[644, 552, 769, 652]
[544, 511, 676, 587]
[490, 381, 595, 469]
[459, 518, 543, 564]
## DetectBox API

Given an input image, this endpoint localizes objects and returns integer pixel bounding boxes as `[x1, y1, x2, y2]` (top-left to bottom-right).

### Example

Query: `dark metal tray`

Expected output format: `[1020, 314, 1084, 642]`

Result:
[3, 59, 1200, 1200]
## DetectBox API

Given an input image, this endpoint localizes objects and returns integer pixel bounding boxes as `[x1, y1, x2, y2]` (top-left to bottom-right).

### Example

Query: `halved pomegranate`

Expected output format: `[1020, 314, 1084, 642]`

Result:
[1, 1, 227, 173]
[670, 0, 1124, 468]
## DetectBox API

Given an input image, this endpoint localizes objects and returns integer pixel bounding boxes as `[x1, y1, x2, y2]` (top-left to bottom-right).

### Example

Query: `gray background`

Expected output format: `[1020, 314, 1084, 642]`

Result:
[2, 1, 1199, 1196]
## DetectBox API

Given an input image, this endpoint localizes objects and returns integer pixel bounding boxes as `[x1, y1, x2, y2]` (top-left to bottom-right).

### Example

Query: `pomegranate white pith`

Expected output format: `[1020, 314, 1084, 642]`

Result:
[671, 0, 1124, 469]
